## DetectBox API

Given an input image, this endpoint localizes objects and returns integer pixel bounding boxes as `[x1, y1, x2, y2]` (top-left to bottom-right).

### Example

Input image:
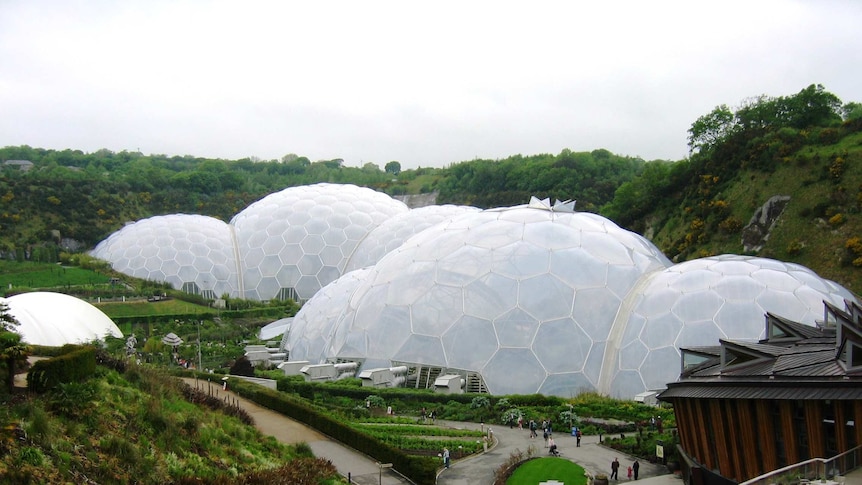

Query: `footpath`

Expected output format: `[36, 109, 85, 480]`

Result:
[435, 420, 680, 485]
[182, 377, 410, 485]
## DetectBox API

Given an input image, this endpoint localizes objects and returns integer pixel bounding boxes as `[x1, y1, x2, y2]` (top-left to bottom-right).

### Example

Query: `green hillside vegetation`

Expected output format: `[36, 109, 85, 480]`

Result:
[0, 146, 645, 258]
[1, 83, 860, 292]
[1, 363, 344, 484]
[602, 84, 862, 291]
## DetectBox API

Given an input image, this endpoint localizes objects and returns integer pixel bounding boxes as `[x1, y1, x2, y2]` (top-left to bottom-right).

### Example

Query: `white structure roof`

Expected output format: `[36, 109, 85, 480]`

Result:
[2, 292, 123, 346]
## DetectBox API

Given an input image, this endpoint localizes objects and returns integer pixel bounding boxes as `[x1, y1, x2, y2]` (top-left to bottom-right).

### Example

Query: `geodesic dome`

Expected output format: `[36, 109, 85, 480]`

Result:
[281, 268, 373, 364]
[230, 184, 408, 301]
[344, 205, 480, 272]
[90, 214, 239, 299]
[2, 292, 123, 346]
[602, 255, 856, 398]
[289, 200, 673, 396]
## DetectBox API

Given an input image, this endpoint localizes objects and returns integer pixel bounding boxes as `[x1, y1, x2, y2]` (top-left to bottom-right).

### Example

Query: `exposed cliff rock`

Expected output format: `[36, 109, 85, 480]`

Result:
[742, 195, 791, 253]
[394, 192, 438, 208]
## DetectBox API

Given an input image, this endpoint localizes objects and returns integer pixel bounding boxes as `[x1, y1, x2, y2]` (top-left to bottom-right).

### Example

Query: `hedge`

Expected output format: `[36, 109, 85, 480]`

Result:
[228, 378, 439, 485]
[27, 345, 97, 392]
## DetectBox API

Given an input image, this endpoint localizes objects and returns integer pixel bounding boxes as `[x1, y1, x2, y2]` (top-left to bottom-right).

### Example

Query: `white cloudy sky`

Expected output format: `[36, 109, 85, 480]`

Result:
[2, 1, 861, 169]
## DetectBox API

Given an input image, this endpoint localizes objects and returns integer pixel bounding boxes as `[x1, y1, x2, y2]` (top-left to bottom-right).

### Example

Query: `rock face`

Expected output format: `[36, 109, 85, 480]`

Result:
[742, 195, 791, 252]
[394, 191, 438, 208]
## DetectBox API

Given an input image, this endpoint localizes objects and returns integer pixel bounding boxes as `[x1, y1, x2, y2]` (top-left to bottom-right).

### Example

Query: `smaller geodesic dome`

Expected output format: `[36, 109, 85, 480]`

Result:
[2, 292, 123, 346]
[230, 183, 408, 301]
[603, 255, 857, 398]
[91, 214, 240, 299]
[344, 204, 481, 272]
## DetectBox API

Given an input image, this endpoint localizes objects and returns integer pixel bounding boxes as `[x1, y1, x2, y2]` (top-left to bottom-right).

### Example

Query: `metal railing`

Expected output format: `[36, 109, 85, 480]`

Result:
[739, 445, 862, 485]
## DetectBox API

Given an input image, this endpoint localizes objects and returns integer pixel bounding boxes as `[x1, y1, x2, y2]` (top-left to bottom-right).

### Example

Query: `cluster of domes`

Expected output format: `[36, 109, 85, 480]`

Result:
[91, 185, 857, 398]
[92, 184, 410, 301]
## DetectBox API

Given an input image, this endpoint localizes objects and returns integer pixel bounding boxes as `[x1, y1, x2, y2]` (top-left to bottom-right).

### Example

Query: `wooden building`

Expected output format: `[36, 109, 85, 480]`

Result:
[659, 300, 862, 484]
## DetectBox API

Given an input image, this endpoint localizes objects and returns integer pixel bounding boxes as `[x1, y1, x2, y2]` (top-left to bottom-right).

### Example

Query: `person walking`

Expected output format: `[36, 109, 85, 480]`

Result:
[576, 428, 581, 447]
[633, 460, 640, 480]
[611, 457, 620, 480]
[443, 448, 450, 468]
[627, 465, 633, 480]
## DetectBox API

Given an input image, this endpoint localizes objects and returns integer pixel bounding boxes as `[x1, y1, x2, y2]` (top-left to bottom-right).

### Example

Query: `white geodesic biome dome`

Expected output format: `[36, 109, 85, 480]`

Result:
[280, 267, 373, 365]
[91, 184, 410, 301]
[344, 204, 481, 272]
[283, 198, 675, 396]
[90, 214, 240, 299]
[230, 184, 408, 301]
[601, 254, 857, 398]
[2, 292, 123, 346]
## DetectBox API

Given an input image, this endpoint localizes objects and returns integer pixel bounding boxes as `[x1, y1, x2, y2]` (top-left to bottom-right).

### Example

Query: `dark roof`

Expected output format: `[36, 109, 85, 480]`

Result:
[660, 300, 862, 402]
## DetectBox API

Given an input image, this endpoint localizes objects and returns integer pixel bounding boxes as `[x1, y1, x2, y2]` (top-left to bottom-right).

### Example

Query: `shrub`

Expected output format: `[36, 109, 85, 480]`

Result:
[786, 239, 805, 256]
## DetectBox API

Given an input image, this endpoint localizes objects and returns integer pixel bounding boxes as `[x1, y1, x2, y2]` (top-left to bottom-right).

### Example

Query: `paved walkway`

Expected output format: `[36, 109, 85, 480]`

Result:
[436, 421, 679, 485]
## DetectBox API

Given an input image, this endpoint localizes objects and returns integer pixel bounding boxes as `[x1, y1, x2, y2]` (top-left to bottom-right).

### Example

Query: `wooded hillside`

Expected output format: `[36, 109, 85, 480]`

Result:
[2, 84, 861, 290]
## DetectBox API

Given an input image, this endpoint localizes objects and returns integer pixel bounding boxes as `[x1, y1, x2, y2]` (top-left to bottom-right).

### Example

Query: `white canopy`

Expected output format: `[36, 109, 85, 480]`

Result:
[1, 292, 123, 346]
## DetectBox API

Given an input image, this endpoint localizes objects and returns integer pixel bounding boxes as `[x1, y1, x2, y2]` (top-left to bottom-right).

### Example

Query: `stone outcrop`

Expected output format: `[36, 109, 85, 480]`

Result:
[742, 195, 791, 253]
[394, 191, 438, 208]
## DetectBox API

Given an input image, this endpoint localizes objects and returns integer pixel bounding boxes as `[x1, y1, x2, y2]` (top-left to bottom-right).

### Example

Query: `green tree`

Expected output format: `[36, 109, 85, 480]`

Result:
[687, 104, 735, 154]
[0, 302, 28, 393]
[385, 161, 401, 175]
[0, 302, 18, 332]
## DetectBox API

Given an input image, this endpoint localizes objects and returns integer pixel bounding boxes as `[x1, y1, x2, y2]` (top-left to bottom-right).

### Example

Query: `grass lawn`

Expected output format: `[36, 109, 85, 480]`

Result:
[96, 299, 213, 318]
[507, 457, 587, 485]
[0, 261, 109, 290]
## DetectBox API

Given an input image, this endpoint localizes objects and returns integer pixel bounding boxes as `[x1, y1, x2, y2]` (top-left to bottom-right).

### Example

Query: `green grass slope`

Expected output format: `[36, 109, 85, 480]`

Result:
[0, 364, 344, 485]
[642, 127, 862, 292]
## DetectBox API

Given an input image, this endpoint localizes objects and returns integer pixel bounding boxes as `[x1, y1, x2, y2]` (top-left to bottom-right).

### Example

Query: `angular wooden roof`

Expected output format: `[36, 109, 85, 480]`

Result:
[660, 300, 862, 401]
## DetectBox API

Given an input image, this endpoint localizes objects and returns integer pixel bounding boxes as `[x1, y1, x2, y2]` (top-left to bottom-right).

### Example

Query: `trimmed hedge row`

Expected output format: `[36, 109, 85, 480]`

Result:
[229, 378, 440, 485]
[111, 307, 289, 326]
[277, 377, 491, 406]
[27, 345, 96, 392]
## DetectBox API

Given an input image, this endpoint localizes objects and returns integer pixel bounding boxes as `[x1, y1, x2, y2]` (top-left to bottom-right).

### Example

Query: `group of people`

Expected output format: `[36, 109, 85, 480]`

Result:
[610, 457, 640, 480]
[420, 407, 437, 424]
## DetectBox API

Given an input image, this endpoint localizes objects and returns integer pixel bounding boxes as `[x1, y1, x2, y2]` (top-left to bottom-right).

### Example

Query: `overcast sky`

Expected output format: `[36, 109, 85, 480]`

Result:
[2, 1, 860, 169]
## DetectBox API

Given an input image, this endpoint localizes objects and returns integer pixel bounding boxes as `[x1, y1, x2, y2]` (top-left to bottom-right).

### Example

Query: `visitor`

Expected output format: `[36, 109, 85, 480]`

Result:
[443, 448, 450, 468]
[633, 460, 640, 480]
[611, 457, 620, 480]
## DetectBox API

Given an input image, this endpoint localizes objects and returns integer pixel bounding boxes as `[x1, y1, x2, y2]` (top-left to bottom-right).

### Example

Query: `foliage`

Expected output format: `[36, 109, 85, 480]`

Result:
[229, 356, 255, 377]
[0, 362, 340, 484]
[603, 84, 862, 294]
[492, 445, 539, 485]
[437, 149, 646, 210]
[0, 301, 19, 332]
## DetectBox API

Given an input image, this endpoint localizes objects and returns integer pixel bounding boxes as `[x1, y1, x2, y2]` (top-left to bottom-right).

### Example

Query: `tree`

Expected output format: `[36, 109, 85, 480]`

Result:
[687, 104, 735, 154]
[0, 301, 17, 332]
[0, 302, 27, 393]
[385, 161, 401, 175]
